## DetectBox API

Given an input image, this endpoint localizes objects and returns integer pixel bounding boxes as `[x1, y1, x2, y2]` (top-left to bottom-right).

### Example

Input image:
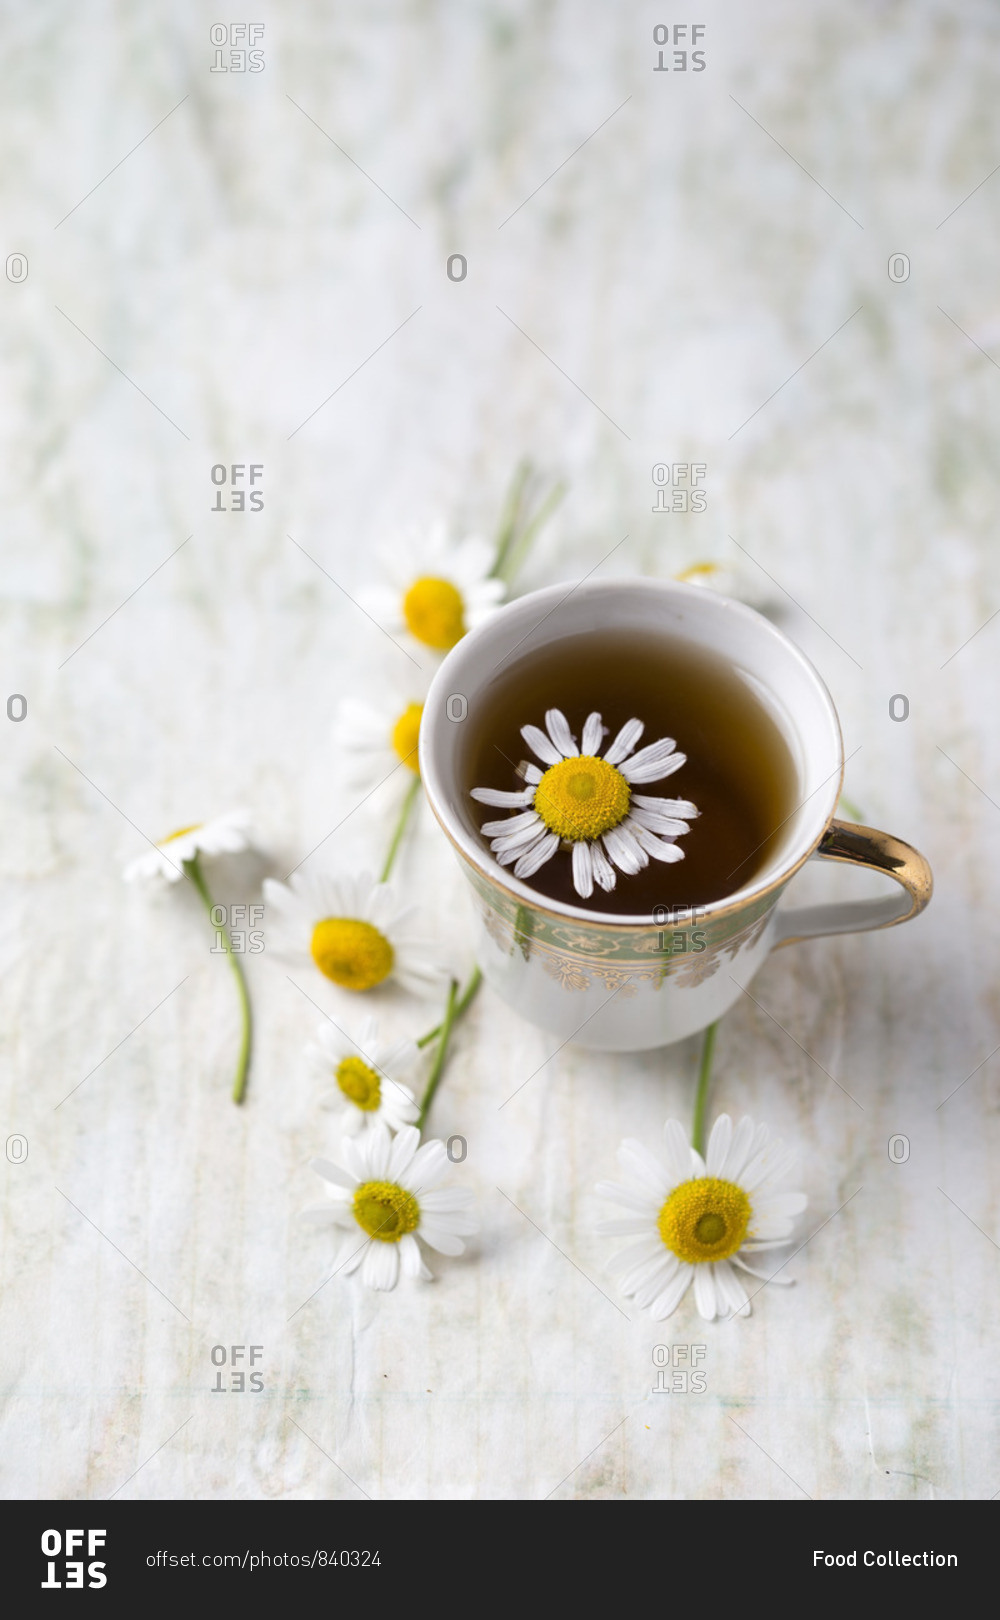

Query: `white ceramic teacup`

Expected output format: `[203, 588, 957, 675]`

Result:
[420, 579, 932, 1052]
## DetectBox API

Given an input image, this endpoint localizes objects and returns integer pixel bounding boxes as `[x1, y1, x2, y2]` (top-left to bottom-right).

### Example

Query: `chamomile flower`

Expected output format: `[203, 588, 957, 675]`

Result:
[674, 560, 770, 610]
[596, 1114, 807, 1321]
[123, 810, 255, 884]
[262, 870, 446, 996]
[334, 672, 428, 790]
[304, 1123, 477, 1290]
[471, 708, 699, 900]
[360, 525, 505, 654]
[308, 1015, 420, 1135]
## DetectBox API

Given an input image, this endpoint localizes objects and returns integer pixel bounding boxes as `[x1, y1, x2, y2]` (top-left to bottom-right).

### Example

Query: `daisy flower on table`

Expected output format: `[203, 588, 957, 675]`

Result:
[334, 671, 428, 789]
[303, 1123, 477, 1290]
[470, 708, 699, 901]
[122, 810, 258, 1104]
[262, 869, 447, 997]
[123, 810, 255, 884]
[596, 1114, 807, 1322]
[359, 524, 505, 654]
[308, 1015, 420, 1136]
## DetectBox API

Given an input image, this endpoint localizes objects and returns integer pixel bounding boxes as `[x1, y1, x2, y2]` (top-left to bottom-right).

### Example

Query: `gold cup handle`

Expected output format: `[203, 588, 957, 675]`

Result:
[773, 818, 933, 949]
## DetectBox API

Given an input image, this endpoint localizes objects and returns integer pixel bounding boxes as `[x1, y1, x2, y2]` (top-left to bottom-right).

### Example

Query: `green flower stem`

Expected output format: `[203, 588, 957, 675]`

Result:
[416, 965, 482, 1050]
[379, 775, 422, 882]
[185, 854, 252, 1106]
[837, 793, 865, 823]
[489, 459, 532, 580]
[498, 479, 565, 586]
[416, 978, 459, 1132]
[489, 460, 566, 588]
[691, 1020, 719, 1158]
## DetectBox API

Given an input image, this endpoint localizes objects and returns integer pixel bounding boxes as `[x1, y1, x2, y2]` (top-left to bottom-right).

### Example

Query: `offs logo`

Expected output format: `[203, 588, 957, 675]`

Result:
[41, 1529, 107, 1589]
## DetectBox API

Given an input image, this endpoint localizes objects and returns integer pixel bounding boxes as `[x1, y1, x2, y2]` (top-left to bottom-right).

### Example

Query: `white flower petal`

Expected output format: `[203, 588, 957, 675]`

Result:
[545, 709, 578, 757]
[595, 1179, 661, 1215]
[418, 1224, 466, 1256]
[603, 718, 644, 765]
[471, 786, 536, 808]
[752, 1191, 807, 1221]
[479, 810, 541, 837]
[399, 1232, 433, 1280]
[663, 1119, 697, 1185]
[618, 1139, 671, 1197]
[719, 1116, 757, 1182]
[407, 1138, 449, 1191]
[628, 823, 686, 862]
[602, 825, 647, 875]
[650, 1265, 694, 1320]
[693, 1265, 718, 1321]
[731, 1254, 795, 1285]
[604, 1235, 663, 1274]
[713, 1259, 751, 1317]
[362, 1242, 400, 1291]
[705, 1114, 733, 1177]
[521, 724, 562, 766]
[581, 712, 604, 753]
[632, 794, 700, 817]
[513, 831, 560, 879]
[595, 1216, 656, 1237]
[627, 806, 695, 837]
[420, 1187, 475, 1213]
[310, 1157, 356, 1191]
[590, 840, 617, 890]
[572, 841, 594, 898]
[620, 747, 687, 785]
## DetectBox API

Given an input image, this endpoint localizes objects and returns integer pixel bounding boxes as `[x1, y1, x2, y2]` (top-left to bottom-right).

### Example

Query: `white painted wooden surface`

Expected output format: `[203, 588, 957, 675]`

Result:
[2, 0, 999, 1500]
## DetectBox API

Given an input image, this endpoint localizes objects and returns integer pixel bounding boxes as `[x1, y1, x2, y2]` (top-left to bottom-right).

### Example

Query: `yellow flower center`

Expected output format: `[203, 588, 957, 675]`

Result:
[310, 919, 394, 990]
[534, 755, 631, 841]
[353, 1179, 420, 1242]
[335, 1055, 382, 1111]
[657, 1177, 752, 1264]
[391, 702, 423, 774]
[403, 576, 466, 650]
[675, 562, 720, 583]
[161, 823, 202, 843]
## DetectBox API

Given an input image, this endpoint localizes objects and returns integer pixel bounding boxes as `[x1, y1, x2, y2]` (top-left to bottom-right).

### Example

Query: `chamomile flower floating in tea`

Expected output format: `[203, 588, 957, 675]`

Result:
[471, 708, 699, 899]
[596, 1114, 807, 1322]
[308, 1015, 420, 1136]
[262, 870, 447, 996]
[123, 810, 258, 1104]
[304, 1123, 477, 1290]
[361, 525, 505, 653]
